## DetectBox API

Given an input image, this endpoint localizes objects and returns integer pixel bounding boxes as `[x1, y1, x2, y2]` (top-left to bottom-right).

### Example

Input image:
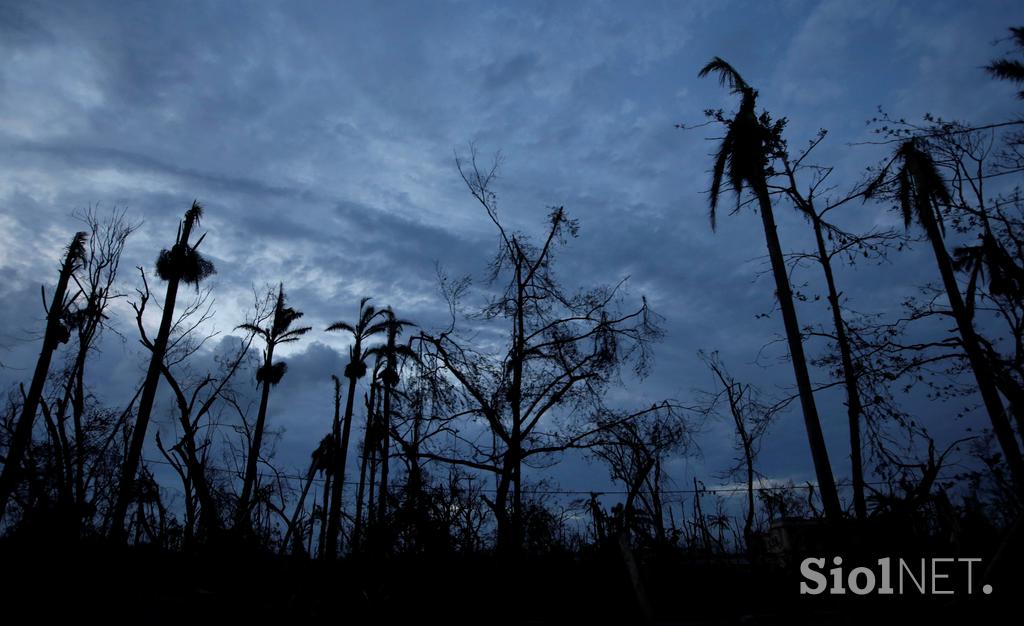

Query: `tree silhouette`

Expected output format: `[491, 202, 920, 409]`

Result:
[137, 276, 255, 544]
[699, 351, 777, 549]
[111, 201, 213, 540]
[774, 137, 890, 520]
[987, 26, 1024, 99]
[351, 355, 383, 553]
[867, 139, 1024, 495]
[697, 57, 842, 521]
[234, 283, 311, 528]
[364, 307, 415, 535]
[415, 149, 674, 553]
[322, 297, 385, 558]
[0, 231, 86, 522]
[282, 433, 334, 555]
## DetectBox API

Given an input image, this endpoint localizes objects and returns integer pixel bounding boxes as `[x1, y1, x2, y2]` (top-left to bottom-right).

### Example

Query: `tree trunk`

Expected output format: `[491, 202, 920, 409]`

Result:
[353, 382, 378, 553]
[236, 342, 276, 528]
[753, 183, 842, 521]
[282, 460, 318, 556]
[0, 233, 83, 523]
[325, 369, 358, 558]
[811, 215, 867, 519]
[316, 471, 331, 558]
[112, 214, 198, 541]
[920, 207, 1024, 494]
[376, 370, 394, 532]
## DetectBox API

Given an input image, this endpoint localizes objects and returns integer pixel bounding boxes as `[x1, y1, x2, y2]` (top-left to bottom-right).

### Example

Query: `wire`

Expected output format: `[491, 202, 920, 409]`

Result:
[141, 455, 903, 497]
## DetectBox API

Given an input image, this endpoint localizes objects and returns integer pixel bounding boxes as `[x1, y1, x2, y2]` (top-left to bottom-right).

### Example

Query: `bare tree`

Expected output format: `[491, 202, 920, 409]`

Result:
[0, 231, 86, 522]
[698, 351, 777, 549]
[138, 275, 257, 544]
[415, 148, 672, 552]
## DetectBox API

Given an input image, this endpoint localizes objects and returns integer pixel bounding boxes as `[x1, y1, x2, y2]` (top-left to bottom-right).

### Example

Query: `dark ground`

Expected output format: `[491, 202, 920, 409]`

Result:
[0, 531, 1020, 625]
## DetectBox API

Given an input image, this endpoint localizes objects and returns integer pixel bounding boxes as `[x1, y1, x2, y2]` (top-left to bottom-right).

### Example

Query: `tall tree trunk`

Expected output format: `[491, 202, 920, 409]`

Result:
[406, 397, 425, 549]
[236, 342, 276, 528]
[376, 367, 395, 531]
[508, 256, 525, 551]
[492, 463, 514, 553]
[71, 345, 88, 520]
[353, 382, 378, 553]
[282, 460, 318, 556]
[112, 213, 198, 540]
[920, 208, 1024, 494]
[811, 215, 867, 519]
[182, 426, 217, 539]
[744, 447, 755, 550]
[0, 232, 84, 523]
[325, 369, 358, 558]
[991, 369, 1024, 448]
[316, 471, 331, 558]
[753, 183, 842, 521]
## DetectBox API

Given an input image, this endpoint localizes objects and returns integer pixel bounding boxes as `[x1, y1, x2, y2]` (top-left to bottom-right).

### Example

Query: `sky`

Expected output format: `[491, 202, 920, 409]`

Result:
[1, 0, 1023, 516]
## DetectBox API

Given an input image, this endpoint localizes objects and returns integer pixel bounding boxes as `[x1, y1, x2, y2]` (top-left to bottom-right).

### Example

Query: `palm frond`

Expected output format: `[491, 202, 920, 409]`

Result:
[1012, 26, 1024, 47]
[358, 304, 379, 328]
[708, 129, 733, 231]
[394, 344, 420, 362]
[236, 323, 266, 338]
[325, 321, 356, 333]
[986, 27, 1024, 98]
[256, 360, 288, 386]
[986, 59, 1024, 83]
[67, 231, 88, 264]
[896, 140, 951, 233]
[698, 57, 748, 93]
[278, 326, 313, 342]
[363, 321, 391, 337]
[897, 167, 912, 229]
[344, 359, 368, 380]
[185, 200, 204, 227]
[390, 317, 417, 330]
[155, 246, 215, 284]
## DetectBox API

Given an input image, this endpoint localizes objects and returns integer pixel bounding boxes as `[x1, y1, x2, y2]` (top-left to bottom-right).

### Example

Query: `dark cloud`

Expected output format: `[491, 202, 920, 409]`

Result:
[2, 0, 1023, 502]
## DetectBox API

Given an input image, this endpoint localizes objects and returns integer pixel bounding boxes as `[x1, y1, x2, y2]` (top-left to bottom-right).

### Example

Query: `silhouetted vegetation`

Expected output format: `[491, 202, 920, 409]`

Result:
[3, 24, 1024, 626]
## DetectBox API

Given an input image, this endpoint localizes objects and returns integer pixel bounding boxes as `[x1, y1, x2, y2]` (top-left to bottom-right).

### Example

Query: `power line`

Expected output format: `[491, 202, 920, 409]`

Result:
[141, 456, 905, 497]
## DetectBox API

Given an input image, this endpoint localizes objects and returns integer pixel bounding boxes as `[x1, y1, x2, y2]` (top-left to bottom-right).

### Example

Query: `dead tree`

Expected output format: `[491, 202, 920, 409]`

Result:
[112, 201, 213, 540]
[699, 351, 777, 550]
[0, 231, 86, 522]
[415, 148, 673, 553]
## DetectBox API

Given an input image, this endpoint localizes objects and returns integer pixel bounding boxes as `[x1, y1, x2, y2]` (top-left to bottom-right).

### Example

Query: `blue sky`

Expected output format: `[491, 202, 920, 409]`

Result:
[1, 0, 1023, 514]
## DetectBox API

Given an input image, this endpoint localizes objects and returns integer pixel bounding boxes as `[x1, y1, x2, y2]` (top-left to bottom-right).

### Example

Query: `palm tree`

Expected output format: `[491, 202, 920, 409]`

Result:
[986, 26, 1024, 99]
[235, 284, 311, 527]
[955, 227, 1024, 438]
[322, 297, 385, 558]
[698, 58, 842, 521]
[352, 358, 383, 553]
[0, 231, 86, 521]
[868, 139, 1024, 493]
[365, 307, 415, 532]
[111, 201, 214, 540]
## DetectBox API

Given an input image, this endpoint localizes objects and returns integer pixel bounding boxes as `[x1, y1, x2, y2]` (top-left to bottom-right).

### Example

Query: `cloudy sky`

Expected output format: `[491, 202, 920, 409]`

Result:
[2, 0, 1023, 512]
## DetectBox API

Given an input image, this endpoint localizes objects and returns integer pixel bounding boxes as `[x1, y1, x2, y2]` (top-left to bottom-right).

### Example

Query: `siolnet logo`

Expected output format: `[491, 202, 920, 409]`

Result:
[799, 557, 991, 596]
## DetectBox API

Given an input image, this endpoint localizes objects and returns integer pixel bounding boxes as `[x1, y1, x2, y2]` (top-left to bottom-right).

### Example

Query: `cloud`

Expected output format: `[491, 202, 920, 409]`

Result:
[2, 0, 1023, 505]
